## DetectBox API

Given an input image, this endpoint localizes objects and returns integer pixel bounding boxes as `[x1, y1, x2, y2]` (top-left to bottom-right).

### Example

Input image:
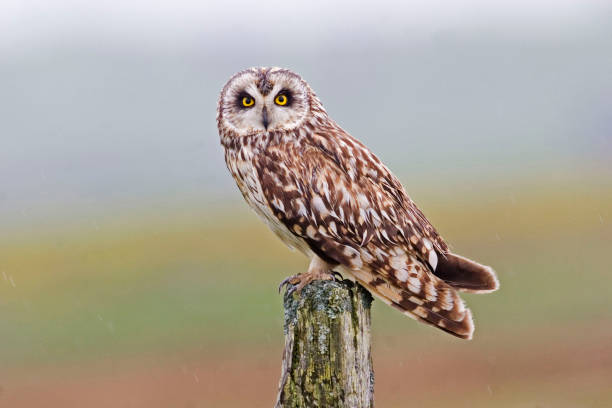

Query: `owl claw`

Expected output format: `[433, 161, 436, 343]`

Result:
[278, 271, 340, 295]
[286, 285, 297, 296]
[278, 274, 301, 294]
[331, 271, 344, 281]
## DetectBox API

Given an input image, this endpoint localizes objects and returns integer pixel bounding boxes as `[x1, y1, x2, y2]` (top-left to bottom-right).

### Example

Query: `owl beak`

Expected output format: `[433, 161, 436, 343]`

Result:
[262, 106, 270, 130]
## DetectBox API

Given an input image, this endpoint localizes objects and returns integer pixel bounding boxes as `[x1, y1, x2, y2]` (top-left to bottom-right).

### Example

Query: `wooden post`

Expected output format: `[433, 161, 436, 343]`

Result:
[275, 279, 374, 408]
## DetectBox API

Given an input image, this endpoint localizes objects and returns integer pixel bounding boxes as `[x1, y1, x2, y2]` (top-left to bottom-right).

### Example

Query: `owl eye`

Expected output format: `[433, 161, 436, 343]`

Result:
[241, 95, 255, 107]
[274, 93, 288, 106]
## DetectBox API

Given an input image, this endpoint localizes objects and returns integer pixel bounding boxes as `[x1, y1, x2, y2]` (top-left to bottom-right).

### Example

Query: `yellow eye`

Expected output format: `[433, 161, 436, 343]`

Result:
[242, 96, 254, 107]
[275, 94, 288, 106]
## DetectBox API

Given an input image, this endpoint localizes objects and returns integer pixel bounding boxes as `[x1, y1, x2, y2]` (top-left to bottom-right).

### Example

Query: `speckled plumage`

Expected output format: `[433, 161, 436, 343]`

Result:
[217, 67, 499, 339]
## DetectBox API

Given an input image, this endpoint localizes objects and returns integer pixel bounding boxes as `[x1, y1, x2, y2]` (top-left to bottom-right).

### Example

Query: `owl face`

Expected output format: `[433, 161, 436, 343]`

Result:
[218, 67, 312, 136]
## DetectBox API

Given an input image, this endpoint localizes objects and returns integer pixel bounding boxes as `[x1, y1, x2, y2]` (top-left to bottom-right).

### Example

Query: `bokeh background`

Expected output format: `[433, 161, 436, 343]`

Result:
[1, 1, 611, 407]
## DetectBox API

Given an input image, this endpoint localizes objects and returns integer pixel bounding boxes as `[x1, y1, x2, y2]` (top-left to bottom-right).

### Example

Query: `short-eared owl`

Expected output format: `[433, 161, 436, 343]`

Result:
[217, 67, 498, 339]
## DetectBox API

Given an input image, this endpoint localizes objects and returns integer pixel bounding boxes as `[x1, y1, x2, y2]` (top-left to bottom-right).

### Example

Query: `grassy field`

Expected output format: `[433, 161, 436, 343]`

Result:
[1, 176, 611, 407]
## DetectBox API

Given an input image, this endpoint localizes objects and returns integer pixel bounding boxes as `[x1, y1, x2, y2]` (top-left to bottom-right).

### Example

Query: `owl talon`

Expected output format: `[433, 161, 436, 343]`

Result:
[278, 274, 301, 294]
[286, 285, 298, 296]
[331, 271, 344, 282]
[279, 270, 336, 295]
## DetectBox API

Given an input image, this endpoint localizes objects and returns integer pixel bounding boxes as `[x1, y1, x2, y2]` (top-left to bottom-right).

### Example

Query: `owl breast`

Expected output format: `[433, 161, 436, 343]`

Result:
[224, 140, 313, 256]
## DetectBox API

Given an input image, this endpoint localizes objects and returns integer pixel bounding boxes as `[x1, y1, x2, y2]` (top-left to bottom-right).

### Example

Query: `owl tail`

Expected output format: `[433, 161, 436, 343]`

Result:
[354, 268, 476, 339]
[433, 253, 499, 293]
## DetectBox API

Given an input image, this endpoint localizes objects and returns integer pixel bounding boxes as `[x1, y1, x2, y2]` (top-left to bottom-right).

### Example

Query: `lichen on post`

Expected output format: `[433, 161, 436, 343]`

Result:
[275, 279, 374, 408]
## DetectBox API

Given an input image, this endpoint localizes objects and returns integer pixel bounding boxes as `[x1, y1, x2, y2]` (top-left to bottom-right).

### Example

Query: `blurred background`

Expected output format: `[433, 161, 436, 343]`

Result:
[1, 1, 611, 407]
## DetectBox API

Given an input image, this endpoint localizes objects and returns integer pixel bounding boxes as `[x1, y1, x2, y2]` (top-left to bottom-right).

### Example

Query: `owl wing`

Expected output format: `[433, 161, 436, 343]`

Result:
[255, 130, 496, 338]
[307, 130, 498, 295]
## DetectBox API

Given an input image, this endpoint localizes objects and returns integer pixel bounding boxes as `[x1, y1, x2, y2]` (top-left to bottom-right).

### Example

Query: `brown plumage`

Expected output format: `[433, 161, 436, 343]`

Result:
[217, 67, 499, 339]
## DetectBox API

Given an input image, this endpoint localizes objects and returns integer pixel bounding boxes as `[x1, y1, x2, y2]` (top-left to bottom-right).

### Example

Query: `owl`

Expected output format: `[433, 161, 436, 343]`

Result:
[217, 67, 499, 339]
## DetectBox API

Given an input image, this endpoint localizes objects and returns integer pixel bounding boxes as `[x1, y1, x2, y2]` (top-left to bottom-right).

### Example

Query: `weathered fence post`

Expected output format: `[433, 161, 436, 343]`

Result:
[275, 279, 374, 408]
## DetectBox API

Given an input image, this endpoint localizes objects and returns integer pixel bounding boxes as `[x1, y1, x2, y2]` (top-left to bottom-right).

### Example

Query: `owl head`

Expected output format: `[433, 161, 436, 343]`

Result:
[217, 67, 324, 137]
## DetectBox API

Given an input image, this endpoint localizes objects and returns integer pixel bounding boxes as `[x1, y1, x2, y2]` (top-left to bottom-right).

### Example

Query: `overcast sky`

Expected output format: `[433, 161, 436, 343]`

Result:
[1, 1, 611, 229]
[2, 0, 611, 53]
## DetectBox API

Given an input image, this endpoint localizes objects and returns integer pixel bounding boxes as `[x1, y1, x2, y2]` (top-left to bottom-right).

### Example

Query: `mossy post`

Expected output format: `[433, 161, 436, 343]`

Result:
[275, 279, 374, 408]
